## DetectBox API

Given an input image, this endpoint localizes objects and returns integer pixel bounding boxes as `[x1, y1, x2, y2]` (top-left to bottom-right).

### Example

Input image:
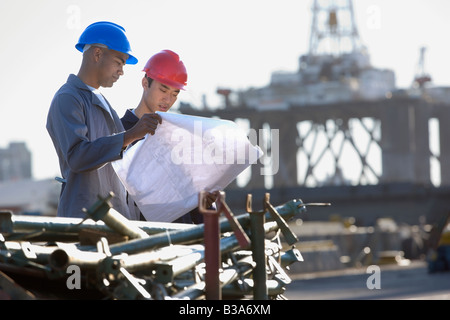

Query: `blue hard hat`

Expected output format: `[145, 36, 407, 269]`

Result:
[75, 21, 138, 65]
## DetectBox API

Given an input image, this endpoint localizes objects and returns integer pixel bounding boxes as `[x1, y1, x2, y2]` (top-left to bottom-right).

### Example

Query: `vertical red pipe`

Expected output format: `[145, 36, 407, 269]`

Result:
[200, 191, 222, 300]
[203, 211, 221, 300]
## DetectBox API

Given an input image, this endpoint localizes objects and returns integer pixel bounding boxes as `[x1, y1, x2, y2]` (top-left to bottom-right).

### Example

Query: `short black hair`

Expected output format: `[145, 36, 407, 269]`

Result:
[145, 75, 154, 88]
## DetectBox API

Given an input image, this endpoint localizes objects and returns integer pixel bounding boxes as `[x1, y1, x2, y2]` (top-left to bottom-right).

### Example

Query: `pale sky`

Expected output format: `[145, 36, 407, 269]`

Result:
[1, 0, 450, 180]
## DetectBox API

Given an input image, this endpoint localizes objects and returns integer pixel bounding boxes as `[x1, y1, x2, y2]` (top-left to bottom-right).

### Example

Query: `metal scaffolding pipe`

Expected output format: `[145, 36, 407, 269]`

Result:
[0, 210, 193, 237]
[106, 198, 306, 256]
[247, 193, 268, 300]
[201, 209, 221, 300]
[83, 192, 149, 240]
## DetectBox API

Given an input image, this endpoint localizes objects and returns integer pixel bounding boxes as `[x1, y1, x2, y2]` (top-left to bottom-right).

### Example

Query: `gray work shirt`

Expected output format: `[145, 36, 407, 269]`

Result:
[46, 74, 135, 219]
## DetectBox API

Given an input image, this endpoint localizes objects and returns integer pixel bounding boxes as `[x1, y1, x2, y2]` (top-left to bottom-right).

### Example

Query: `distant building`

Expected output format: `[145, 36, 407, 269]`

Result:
[0, 178, 59, 216]
[0, 142, 32, 181]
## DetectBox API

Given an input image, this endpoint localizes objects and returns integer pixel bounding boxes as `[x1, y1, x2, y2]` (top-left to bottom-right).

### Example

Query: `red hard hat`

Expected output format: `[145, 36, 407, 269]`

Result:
[143, 50, 187, 90]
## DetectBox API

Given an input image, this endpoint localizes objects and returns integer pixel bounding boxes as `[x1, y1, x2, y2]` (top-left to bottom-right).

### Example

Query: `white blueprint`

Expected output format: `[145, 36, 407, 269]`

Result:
[112, 112, 263, 222]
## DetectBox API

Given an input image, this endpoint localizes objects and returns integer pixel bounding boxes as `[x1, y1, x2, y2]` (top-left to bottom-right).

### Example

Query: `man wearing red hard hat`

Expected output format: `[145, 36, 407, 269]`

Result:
[122, 50, 187, 124]
[121, 50, 216, 223]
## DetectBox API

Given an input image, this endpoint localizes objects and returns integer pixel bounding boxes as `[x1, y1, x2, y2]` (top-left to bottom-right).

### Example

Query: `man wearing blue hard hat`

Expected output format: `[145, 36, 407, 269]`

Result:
[47, 21, 162, 219]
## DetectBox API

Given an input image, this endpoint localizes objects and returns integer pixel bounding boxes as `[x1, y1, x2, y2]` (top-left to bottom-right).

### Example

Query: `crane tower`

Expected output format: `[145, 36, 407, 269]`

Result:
[236, 0, 396, 110]
[308, 0, 363, 57]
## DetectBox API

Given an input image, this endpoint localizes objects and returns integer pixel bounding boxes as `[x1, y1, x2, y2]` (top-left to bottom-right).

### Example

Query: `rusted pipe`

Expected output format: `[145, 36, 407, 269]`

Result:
[199, 191, 221, 300]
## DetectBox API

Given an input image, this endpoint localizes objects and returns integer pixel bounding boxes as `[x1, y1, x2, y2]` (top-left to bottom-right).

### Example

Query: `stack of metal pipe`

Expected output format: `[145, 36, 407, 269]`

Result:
[0, 191, 318, 300]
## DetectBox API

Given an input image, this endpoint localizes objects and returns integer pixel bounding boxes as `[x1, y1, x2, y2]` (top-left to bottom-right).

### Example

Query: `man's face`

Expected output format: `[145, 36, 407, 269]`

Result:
[143, 78, 180, 113]
[97, 48, 127, 88]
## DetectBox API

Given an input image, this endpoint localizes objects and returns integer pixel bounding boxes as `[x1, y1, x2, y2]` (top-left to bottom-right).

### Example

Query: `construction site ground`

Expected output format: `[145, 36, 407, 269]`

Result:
[284, 259, 450, 300]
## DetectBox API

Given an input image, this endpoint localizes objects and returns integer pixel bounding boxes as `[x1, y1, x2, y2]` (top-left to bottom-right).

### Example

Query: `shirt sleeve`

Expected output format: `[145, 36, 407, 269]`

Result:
[47, 92, 125, 173]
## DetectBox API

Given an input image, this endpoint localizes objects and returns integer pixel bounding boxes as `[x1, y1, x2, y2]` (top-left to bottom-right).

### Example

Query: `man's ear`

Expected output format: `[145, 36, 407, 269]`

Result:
[142, 76, 148, 89]
[92, 47, 104, 62]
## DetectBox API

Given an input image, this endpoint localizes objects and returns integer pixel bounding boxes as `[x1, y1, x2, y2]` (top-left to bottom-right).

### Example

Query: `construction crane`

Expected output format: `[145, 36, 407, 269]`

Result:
[413, 46, 432, 88]
[308, 0, 363, 58]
